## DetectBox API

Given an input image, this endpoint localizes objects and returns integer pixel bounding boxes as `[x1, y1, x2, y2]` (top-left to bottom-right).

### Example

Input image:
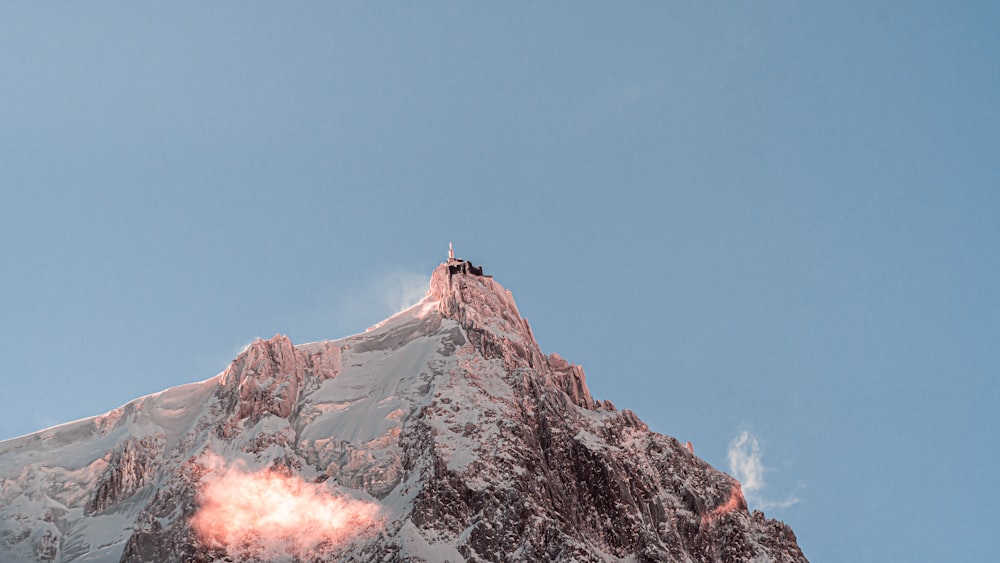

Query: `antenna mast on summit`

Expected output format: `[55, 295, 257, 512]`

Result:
[449, 242, 455, 260]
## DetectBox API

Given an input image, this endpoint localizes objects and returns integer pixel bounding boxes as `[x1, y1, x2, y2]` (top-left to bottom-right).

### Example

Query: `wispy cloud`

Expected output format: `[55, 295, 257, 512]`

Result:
[728, 430, 802, 510]
[329, 271, 431, 333]
[375, 271, 430, 314]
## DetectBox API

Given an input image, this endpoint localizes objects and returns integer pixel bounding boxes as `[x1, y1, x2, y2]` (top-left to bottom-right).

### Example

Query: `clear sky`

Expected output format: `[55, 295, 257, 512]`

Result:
[1, 3, 997, 561]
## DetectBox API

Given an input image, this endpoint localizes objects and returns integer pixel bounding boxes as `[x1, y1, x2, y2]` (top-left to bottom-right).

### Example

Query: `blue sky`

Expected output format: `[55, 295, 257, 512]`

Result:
[1, 3, 998, 561]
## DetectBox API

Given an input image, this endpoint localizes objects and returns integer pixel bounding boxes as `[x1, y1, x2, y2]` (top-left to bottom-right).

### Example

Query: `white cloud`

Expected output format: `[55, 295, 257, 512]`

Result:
[728, 430, 801, 510]
[329, 271, 432, 333]
[376, 271, 431, 314]
[728, 431, 764, 493]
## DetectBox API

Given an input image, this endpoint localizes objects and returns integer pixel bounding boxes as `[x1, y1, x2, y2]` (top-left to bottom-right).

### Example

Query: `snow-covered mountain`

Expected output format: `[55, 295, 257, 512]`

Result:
[0, 256, 807, 562]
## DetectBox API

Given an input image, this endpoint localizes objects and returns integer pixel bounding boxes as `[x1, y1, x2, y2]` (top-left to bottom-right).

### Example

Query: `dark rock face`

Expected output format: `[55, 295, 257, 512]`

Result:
[0, 259, 808, 562]
[87, 436, 164, 515]
[119, 479, 201, 563]
[392, 365, 802, 563]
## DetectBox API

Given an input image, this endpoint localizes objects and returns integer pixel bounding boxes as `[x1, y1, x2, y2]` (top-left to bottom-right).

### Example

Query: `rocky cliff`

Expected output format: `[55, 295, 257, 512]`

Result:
[0, 258, 807, 562]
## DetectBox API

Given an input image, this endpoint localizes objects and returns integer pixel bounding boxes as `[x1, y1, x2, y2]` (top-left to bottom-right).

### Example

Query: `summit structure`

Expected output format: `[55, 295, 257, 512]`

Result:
[445, 244, 487, 277]
[0, 256, 808, 562]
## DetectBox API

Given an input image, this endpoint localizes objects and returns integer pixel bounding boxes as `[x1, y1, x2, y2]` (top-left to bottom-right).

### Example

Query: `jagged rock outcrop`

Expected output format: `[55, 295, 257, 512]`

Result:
[0, 256, 808, 562]
[87, 436, 164, 514]
[228, 334, 305, 421]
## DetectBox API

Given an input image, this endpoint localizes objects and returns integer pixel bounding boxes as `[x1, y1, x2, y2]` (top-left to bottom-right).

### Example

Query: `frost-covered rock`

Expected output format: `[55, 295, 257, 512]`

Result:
[0, 257, 807, 562]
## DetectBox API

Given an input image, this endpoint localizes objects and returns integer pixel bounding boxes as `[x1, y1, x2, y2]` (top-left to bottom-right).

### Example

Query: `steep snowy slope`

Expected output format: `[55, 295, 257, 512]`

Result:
[0, 257, 807, 562]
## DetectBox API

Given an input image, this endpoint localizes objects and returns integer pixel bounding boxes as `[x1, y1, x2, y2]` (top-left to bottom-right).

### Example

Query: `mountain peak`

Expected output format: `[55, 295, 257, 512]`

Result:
[425, 254, 546, 369]
[0, 254, 808, 562]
